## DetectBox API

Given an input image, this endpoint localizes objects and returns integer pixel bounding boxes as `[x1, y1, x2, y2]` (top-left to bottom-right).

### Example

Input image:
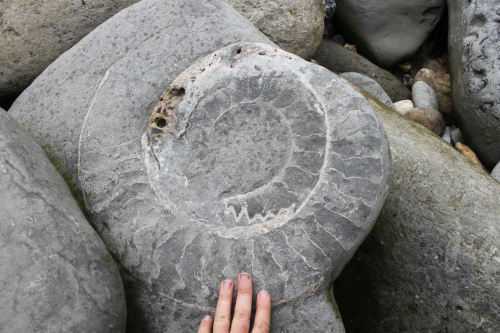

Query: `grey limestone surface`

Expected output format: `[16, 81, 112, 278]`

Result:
[223, 0, 324, 59]
[412, 80, 439, 111]
[0, 0, 139, 99]
[448, 0, 500, 169]
[340, 72, 395, 110]
[9, 1, 391, 331]
[313, 39, 411, 101]
[335, 90, 500, 332]
[335, 0, 446, 68]
[0, 109, 126, 332]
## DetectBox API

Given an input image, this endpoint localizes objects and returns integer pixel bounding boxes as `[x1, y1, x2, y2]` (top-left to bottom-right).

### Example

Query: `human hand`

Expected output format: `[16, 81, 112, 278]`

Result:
[198, 273, 271, 333]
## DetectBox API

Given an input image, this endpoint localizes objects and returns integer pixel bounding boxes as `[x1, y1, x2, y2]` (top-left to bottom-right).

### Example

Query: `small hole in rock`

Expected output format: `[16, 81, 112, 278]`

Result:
[170, 87, 185, 96]
[236, 48, 242, 54]
[154, 117, 167, 128]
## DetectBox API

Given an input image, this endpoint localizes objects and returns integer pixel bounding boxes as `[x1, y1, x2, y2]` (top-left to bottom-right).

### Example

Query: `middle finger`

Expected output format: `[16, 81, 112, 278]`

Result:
[230, 273, 253, 333]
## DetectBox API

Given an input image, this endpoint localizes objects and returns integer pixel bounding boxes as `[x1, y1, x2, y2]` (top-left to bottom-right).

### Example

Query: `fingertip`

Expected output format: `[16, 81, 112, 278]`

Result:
[197, 315, 213, 333]
[258, 290, 270, 302]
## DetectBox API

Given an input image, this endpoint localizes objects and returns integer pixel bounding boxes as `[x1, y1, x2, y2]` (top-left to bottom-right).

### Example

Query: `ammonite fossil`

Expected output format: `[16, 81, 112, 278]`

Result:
[9, 0, 390, 331]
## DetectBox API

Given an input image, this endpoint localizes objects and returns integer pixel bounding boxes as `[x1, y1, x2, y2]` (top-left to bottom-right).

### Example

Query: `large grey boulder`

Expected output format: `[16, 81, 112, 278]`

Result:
[448, 0, 500, 169]
[313, 39, 411, 101]
[9, 1, 391, 331]
[335, 0, 446, 68]
[334, 90, 500, 332]
[0, 109, 126, 332]
[223, 0, 324, 59]
[340, 72, 395, 110]
[0, 0, 138, 100]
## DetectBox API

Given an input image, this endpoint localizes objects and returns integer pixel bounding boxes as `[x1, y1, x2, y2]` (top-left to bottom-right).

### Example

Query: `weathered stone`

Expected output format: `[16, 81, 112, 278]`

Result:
[340, 72, 394, 110]
[455, 142, 486, 170]
[491, 162, 500, 182]
[0, 109, 126, 332]
[335, 89, 500, 333]
[223, 0, 324, 59]
[313, 39, 411, 101]
[0, 0, 139, 100]
[322, 0, 336, 20]
[415, 68, 452, 115]
[393, 100, 414, 116]
[406, 107, 445, 135]
[448, 0, 500, 169]
[9, 1, 391, 331]
[412, 81, 439, 111]
[335, 0, 446, 68]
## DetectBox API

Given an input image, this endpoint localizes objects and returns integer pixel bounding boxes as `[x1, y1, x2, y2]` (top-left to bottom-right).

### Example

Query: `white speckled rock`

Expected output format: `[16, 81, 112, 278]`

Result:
[335, 0, 446, 68]
[9, 1, 391, 331]
[412, 81, 439, 111]
[340, 72, 395, 110]
[394, 100, 414, 116]
[0, 109, 126, 332]
[448, 0, 500, 169]
[223, 0, 324, 59]
[0, 0, 139, 99]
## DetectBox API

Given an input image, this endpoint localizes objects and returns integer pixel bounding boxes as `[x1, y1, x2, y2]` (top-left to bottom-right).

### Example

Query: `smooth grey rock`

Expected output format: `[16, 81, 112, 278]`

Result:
[313, 39, 411, 101]
[335, 90, 500, 332]
[491, 162, 500, 182]
[335, 0, 446, 68]
[0, 109, 126, 332]
[442, 126, 452, 144]
[415, 68, 452, 116]
[340, 72, 395, 110]
[0, 0, 139, 100]
[323, 0, 336, 20]
[412, 81, 439, 111]
[451, 127, 465, 146]
[223, 0, 324, 59]
[448, 0, 500, 169]
[9, 1, 391, 331]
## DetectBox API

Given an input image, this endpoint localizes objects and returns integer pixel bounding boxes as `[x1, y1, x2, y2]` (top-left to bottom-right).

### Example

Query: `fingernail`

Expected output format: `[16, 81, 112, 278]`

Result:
[259, 290, 270, 300]
[222, 279, 233, 290]
[239, 272, 251, 282]
[203, 315, 212, 322]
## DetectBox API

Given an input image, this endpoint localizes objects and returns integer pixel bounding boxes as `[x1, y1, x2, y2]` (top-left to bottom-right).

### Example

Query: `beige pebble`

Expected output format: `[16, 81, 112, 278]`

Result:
[455, 142, 486, 169]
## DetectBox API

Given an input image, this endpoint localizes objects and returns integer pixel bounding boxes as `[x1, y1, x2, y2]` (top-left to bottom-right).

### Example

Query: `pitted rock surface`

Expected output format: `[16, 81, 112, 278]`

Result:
[8, 1, 390, 330]
[0, 109, 126, 332]
[79, 42, 390, 328]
